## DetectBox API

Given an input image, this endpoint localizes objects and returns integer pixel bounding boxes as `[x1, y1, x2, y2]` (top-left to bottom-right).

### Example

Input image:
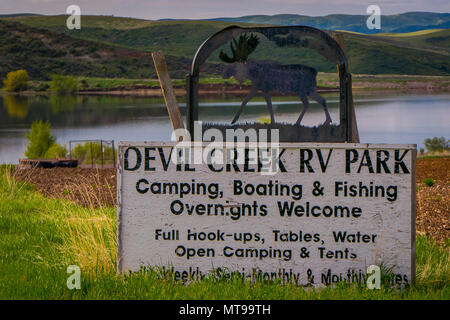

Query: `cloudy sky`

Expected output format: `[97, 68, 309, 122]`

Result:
[1, 0, 448, 19]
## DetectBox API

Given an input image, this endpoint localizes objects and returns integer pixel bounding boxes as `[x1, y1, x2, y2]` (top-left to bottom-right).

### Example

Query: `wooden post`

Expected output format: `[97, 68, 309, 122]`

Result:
[101, 140, 104, 169]
[112, 140, 116, 168]
[332, 32, 360, 143]
[90, 142, 94, 168]
[152, 51, 185, 141]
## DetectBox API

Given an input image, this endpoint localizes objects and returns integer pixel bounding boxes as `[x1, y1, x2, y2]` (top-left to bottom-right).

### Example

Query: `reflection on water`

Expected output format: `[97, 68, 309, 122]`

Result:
[49, 95, 78, 114]
[3, 95, 29, 119]
[0, 93, 449, 164]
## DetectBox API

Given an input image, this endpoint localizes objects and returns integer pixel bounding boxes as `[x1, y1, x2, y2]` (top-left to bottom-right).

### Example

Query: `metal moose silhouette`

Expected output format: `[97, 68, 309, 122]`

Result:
[219, 33, 332, 126]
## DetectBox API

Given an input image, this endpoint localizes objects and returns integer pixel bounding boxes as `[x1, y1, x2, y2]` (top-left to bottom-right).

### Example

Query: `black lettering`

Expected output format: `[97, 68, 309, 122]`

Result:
[158, 147, 173, 171]
[277, 148, 287, 172]
[316, 149, 333, 173]
[124, 147, 142, 171]
[395, 150, 410, 174]
[345, 149, 358, 173]
[136, 178, 149, 194]
[376, 150, 391, 174]
[357, 150, 374, 173]
[144, 147, 156, 171]
[300, 149, 314, 173]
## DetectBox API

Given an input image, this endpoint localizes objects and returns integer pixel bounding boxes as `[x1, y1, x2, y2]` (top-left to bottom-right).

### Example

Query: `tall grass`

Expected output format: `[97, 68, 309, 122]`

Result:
[53, 202, 116, 274]
[1, 165, 116, 273]
[416, 236, 450, 286]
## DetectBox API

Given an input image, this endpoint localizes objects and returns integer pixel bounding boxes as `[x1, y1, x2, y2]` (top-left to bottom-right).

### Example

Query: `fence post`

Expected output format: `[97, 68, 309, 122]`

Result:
[112, 140, 116, 168]
[90, 142, 94, 168]
[101, 140, 104, 169]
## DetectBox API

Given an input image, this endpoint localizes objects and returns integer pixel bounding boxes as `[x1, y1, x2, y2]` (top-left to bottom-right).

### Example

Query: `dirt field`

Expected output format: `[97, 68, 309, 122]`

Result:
[13, 157, 449, 243]
[415, 157, 449, 243]
[14, 167, 117, 208]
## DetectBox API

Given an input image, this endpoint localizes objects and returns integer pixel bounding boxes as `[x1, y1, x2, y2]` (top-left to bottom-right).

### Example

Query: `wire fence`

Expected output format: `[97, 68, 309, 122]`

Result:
[69, 139, 116, 168]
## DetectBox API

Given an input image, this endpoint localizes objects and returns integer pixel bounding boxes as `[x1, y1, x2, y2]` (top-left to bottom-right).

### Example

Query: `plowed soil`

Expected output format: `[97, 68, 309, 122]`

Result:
[13, 157, 449, 243]
[14, 168, 117, 208]
[415, 158, 449, 243]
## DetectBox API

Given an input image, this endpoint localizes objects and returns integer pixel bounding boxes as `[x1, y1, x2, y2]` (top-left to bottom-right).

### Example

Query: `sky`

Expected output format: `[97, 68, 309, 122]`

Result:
[0, 0, 449, 20]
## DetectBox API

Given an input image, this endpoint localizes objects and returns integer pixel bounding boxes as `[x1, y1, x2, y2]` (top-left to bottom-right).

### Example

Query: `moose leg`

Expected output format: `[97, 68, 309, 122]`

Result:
[295, 95, 309, 125]
[310, 91, 332, 125]
[262, 91, 275, 124]
[231, 86, 258, 124]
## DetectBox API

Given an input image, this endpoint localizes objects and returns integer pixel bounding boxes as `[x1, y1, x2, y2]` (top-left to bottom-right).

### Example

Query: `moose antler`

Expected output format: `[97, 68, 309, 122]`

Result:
[219, 33, 260, 63]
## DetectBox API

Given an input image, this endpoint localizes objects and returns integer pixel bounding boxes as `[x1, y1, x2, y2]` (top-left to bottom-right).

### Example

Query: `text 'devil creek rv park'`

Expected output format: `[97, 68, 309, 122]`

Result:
[117, 143, 415, 286]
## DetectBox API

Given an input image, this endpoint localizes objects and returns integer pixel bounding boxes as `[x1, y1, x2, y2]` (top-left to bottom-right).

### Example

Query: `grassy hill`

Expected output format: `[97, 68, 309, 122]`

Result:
[0, 20, 219, 80]
[0, 13, 40, 18]
[373, 29, 450, 55]
[1, 15, 449, 80]
[338, 29, 450, 74]
[209, 12, 450, 34]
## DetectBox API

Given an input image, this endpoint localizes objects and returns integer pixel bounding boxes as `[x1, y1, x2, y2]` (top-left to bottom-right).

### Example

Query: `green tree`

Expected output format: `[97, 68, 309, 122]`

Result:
[2, 69, 29, 92]
[24, 120, 56, 159]
[424, 137, 449, 153]
[44, 143, 68, 159]
[50, 75, 78, 94]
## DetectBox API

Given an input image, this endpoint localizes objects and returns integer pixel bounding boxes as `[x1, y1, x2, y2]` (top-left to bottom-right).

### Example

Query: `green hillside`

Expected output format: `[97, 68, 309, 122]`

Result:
[0, 20, 151, 79]
[209, 12, 450, 34]
[0, 20, 216, 80]
[8, 12, 450, 33]
[373, 29, 450, 55]
[6, 15, 259, 56]
[340, 30, 450, 74]
[1, 15, 449, 79]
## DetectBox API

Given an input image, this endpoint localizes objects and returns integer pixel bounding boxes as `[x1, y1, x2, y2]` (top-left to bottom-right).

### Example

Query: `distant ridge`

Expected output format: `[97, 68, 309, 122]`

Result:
[0, 13, 41, 18]
[2, 14, 449, 78]
[207, 12, 450, 34]
[4, 11, 449, 33]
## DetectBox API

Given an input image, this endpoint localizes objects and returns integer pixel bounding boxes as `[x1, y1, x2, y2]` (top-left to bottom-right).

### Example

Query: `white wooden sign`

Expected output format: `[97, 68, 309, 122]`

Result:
[117, 142, 416, 286]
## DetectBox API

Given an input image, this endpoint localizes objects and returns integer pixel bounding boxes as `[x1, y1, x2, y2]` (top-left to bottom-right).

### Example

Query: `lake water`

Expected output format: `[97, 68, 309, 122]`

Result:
[0, 92, 448, 164]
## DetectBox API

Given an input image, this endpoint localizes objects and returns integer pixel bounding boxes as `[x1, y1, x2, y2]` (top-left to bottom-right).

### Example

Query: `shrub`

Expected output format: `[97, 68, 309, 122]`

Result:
[257, 116, 271, 124]
[422, 178, 435, 187]
[44, 143, 68, 159]
[24, 120, 56, 159]
[2, 69, 29, 92]
[79, 79, 89, 89]
[424, 137, 448, 153]
[50, 75, 78, 94]
[37, 83, 50, 92]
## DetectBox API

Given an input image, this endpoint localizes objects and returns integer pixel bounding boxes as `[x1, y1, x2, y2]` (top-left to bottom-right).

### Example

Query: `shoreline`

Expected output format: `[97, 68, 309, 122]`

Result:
[5, 74, 448, 97]
[7, 84, 449, 98]
[76, 87, 449, 97]
[76, 85, 340, 97]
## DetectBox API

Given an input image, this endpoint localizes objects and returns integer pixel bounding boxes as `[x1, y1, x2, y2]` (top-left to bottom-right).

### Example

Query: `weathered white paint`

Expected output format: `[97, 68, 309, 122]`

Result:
[117, 142, 416, 286]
